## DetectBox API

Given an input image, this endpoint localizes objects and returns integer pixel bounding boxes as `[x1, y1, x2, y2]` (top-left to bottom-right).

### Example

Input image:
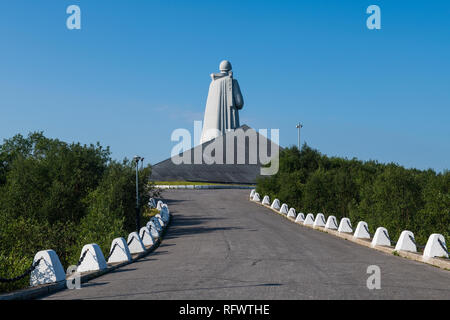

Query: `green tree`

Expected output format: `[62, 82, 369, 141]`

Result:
[256, 144, 448, 247]
[419, 171, 450, 243]
[0, 132, 154, 293]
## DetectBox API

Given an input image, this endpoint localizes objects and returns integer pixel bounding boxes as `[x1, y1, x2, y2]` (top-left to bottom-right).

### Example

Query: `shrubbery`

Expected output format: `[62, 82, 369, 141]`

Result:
[257, 145, 449, 245]
[0, 132, 156, 293]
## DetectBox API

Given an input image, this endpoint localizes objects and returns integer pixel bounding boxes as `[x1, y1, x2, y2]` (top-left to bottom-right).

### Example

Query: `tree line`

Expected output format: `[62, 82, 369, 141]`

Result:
[0, 132, 156, 293]
[256, 144, 449, 246]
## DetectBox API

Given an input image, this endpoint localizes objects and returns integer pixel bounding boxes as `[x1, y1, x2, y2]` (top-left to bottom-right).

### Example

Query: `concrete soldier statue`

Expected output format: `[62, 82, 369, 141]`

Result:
[200, 60, 244, 144]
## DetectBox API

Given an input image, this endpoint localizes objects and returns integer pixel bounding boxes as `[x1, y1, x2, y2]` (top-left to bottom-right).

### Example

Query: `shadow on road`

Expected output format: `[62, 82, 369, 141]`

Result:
[82, 282, 109, 288]
[159, 243, 176, 248]
[164, 215, 244, 240]
[110, 268, 138, 274]
[171, 215, 225, 226]
[159, 197, 189, 205]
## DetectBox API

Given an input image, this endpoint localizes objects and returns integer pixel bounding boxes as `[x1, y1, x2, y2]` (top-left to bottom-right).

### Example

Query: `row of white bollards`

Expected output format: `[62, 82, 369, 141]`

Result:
[28, 199, 171, 288]
[250, 190, 449, 260]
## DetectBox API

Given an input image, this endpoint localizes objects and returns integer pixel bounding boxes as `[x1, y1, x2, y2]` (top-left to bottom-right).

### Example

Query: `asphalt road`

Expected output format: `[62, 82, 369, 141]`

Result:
[43, 189, 450, 300]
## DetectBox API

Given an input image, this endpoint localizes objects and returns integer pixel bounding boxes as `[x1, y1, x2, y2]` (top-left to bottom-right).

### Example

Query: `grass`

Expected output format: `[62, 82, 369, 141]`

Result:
[143, 208, 160, 219]
[153, 181, 255, 187]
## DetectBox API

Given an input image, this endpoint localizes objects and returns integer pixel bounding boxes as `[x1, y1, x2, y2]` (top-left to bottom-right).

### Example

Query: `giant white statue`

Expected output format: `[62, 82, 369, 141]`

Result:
[200, 60, 244, 144]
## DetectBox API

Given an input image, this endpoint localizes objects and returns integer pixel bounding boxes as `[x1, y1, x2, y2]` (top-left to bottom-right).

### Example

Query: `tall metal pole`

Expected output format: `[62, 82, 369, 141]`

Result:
[296, 123, 303, 151]
[134, 156, 141, 232]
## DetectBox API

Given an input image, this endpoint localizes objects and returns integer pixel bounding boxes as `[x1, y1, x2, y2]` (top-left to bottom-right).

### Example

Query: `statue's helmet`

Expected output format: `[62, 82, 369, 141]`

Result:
[219, 60, 232, 72]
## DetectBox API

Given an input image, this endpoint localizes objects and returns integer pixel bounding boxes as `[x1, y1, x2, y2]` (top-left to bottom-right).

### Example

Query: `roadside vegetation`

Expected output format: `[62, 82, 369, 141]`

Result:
[256, 144, 449, 246]
[0, 132, 158, 293]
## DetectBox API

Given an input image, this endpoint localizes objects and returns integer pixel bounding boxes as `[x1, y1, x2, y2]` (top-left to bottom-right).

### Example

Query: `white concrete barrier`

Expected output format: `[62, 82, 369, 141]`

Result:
[149, 198, 157, 208]
[154, 213, 166, 227]
[262, 195, 270, 205]
[155, 217, 164, 231]
[162, 206, 170, 218]
[303, 213, 315, 226]
[155, 215, 165, 227]
[146, 221, 160, 239]
[371, 227, 391, 247]
[30, 250, 66, 287]
[151, 217, 163, 233]
[287, 208, 296, 219]
[127, 232, 146, 254]
[338, 218, 353, 233]
[156, 200, 164, 211]
[159, 207, 170, 222]
[353, 221, 371, 239]
[280, 203, 288, 215]
[252, 192, 261, 202]
[162, 203, 170, 213]
[325, 215, 338, 230]
[161, 213, 170, 225]
[313, 213, 326, 228]
[76, 244, 108, 273]
[140, 227, 156, 247]
[423, 234, 449, 259]
[161, 205, 170, 222]
[271, 199, 281, 210]
[395, 230, 417, 253]
[156, 213, 167, 227]
[295, 212, 305, 224]
[107, 238, 132, 264]
[250, 189, 256, 199]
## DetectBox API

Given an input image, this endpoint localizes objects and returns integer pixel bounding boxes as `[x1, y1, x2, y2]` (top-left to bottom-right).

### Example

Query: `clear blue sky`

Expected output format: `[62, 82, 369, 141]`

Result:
[1, 0, 449, 172]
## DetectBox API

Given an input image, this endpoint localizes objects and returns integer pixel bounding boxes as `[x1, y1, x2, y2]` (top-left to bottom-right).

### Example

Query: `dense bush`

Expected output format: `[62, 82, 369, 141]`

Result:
[257, 144, 449, 246]
[0, 132, 156, 293]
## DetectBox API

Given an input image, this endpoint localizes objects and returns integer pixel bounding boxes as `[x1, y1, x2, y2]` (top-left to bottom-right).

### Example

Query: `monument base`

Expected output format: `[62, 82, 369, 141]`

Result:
[150, 125, 280, 185]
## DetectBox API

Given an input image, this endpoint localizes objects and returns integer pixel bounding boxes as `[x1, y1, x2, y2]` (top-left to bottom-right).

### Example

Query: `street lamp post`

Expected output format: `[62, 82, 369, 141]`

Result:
[133, 156, 142, 232]
[296, 123, 303, 151]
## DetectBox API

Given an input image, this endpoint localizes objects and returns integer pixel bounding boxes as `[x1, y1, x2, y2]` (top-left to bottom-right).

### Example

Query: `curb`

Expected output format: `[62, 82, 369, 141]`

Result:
[251, 199, 450, 271]
[0, 217, 172, 300]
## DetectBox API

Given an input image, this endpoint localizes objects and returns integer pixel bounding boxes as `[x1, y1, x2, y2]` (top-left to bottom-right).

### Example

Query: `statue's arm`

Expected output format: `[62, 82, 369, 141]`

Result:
[233, 80, 244, 110]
